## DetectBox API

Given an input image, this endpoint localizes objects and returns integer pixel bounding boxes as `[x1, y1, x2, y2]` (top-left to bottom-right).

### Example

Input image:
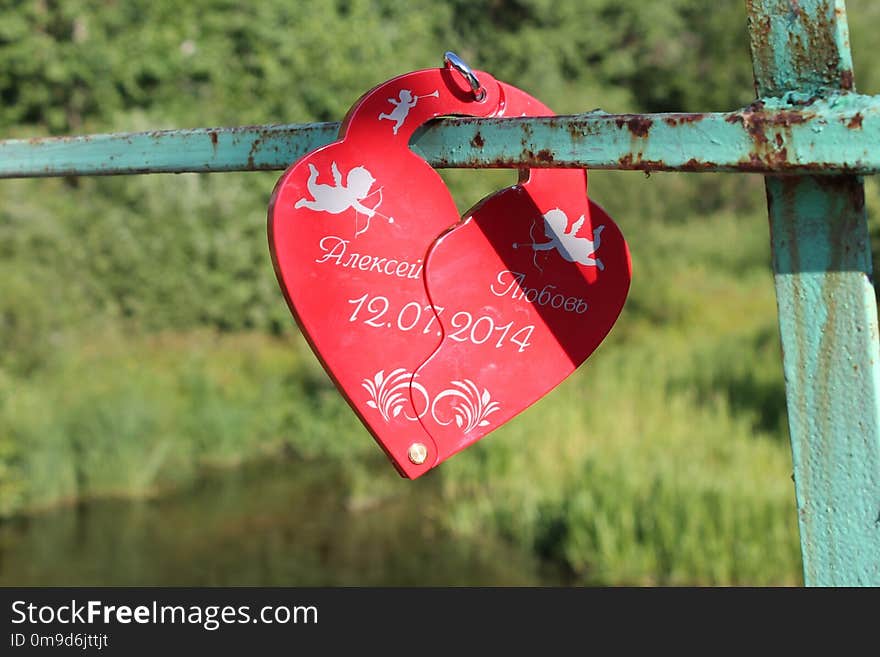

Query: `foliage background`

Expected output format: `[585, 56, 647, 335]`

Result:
[2, 0, 879, 585]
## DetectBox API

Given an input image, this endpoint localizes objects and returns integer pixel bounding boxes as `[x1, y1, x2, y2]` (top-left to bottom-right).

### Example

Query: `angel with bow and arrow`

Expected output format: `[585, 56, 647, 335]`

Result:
[514, 208, 605, 272]
[295, 161, 393, 237]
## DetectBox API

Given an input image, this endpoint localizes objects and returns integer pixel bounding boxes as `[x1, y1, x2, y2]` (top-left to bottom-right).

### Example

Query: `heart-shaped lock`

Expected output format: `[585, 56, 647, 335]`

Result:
[269, 58, 631, 479]
[410, 84, 631, 467]
[268, 61, 507, 478]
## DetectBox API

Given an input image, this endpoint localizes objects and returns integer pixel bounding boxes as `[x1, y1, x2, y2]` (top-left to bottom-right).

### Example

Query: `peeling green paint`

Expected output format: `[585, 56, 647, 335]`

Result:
[749, 0, 880, 586]
[3, 93, 880, 178]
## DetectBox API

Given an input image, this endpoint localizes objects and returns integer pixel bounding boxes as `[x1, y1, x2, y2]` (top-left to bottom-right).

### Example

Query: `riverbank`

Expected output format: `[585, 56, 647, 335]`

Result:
[0, 455, 562, 586]
[0, 209, 804, 584]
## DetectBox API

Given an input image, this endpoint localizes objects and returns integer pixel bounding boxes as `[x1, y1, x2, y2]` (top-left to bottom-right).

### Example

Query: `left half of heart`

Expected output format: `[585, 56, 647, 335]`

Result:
[268, 65, 508, 479]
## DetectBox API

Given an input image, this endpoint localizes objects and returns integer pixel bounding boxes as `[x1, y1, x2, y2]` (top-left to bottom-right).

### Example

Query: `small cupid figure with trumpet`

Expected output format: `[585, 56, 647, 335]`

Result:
[378, 89, 440, 135]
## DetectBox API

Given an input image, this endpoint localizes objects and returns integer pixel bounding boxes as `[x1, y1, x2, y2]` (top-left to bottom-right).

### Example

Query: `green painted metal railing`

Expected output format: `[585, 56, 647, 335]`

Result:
[2, 0, 878, 585]
[5, 93, 880, 177]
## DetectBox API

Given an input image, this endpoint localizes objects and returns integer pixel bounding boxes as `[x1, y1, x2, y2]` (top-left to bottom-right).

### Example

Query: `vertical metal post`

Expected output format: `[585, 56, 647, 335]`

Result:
[747, 0, 880, 585]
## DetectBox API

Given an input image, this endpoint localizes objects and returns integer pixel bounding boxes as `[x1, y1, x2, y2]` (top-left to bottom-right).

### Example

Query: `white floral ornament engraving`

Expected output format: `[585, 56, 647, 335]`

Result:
[362, 371, 501, 433]
[431, 380, 501, 433]
[361, 368, 429, 422]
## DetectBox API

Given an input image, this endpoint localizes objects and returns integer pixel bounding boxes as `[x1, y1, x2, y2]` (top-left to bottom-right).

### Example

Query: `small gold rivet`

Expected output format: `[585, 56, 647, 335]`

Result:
[407, 442, 428, 465]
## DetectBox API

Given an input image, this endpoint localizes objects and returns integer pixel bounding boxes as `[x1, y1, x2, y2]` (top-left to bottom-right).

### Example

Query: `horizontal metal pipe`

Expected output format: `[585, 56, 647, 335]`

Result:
[1, 92, 878, 177]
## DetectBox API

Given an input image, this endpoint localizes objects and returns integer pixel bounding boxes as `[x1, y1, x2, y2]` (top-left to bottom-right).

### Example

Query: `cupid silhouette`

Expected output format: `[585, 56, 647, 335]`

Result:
[514, 208, 605, 271]
[295, 162, 393, 237]
[378, 89, 440, 135]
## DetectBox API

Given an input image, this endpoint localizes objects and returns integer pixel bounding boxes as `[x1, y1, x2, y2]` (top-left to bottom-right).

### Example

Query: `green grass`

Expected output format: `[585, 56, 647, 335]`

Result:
[433, 209, 801, 585]
[0, 205, 803, 584]
[0, 329, 373, 514]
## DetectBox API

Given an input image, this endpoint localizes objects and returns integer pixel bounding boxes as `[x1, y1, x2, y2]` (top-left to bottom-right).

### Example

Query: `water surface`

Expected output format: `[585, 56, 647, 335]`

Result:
[0, 457, 555, 586]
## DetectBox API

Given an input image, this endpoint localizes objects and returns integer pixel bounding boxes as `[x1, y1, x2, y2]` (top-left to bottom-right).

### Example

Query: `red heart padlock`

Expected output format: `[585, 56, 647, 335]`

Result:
[269, 59, 631, 479]
[406, 84, 631, 469]
[268, 61, 507, 478]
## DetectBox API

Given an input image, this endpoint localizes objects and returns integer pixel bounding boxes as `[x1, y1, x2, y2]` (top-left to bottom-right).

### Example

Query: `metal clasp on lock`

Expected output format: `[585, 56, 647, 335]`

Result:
[443, 51, 487, 102]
